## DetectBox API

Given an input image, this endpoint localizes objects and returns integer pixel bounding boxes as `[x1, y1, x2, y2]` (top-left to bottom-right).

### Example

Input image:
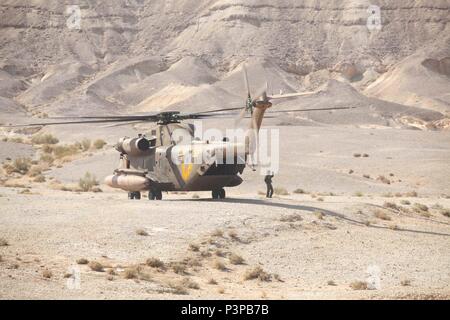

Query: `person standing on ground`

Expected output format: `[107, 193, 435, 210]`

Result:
[265, 171, 274, 198]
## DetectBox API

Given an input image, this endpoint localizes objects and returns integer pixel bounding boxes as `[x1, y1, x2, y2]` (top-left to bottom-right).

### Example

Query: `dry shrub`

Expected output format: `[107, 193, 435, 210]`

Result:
[354, 191, 363, 197]
[405, 191, 418, 197]
[327, 280, 337, 286]
[28, 165, 43, 177]
[42, 269, 53, 279]
[213, 259, 227, 271]
[208, 278, 218, 285]
[243, 266, 271, 281]
[353, 153, 361, 158]
[293, 188, 306, 194]
[40, 153, 54, 165]
[93, 139, 107, 150]
[400, 279, 411, 286]
[124, 267, 138, 279]
[377, 175, 391, 184]
[136, 228, 148, 236]
[0, 238, 9, 246]
[34, 175, 46, 183]
[31, 134, 59, 145]
[53, 145, 80, 159]
[189, 243, 200, 252]
[78, 172, 99, 192]
[171, 262, 187, 275]
[229, 253, 245, 265]
[274, 187, 289, 196]
[88, 261, 104, 272]
[350, 281, 368, 290]
[383, 202, 400, 211]
[228, 230, 239, 241]
[315, 211, 324, 219]
[441, 209, 450, 218]
[146, 257, 165, 269]
[181, 278, 200, 290]
[166, 282, 189, 295]
[317, 197, 324, 202]
[80, 139, 91, 151]
[413, 203, 429, 213]
[217, 287, 225, 294]
[3, 157, 32, 175]
[76, 258, 89, 265]
[400, 200, 411, 205]
[374, 210, 391, 221]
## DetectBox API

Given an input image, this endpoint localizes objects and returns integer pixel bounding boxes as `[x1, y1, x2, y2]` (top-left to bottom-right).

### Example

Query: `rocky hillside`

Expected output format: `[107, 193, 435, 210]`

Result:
[0, 0, 449, 127]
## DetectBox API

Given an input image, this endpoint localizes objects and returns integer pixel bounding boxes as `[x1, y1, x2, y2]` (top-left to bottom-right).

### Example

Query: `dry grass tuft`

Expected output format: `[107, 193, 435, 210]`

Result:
[327, 280, 337, 286]
[377, 175, 391, 185]
[213, 259, 227, 271]
[78, 172, 99, 192]
[243, 266, 271, 282]
[42, 269, 53, 279]
[76, 258, 89, 265]
[400, 279, 412, 286]
[350, 281, 368, 290]
[400, 200, 411, 205]
[217, 287, 225, 294]
[293, 188, 307, 194]
[88, 261, 104, 272]
[171, 262, 187, 275]
[34, 175, 46, 183]
[211, 229, 224, 237]
[31, 134, 59, 145]
[413, 203, 429, 213]
[374, 210, 391, 221]
[166, 281, 189, 295]
[354, 191, 364, 197]
[441, 209, 450, 218]
[181, 278, 200, 290]
[208, 278, 218, 285]
[229, 253, 245, 265]
[3, 157, 32, 175]
[315, 211, 324, 220]
[0, 238, 9, 247]
[189, 243, 200, 252]
[93, 139, 107, 150]
[383, 202, 400, 211]
[124, 267, 138, 279]
[136, 228, 148, 236]
[146, 257, 165, 269]
[404, 191, 418, 197]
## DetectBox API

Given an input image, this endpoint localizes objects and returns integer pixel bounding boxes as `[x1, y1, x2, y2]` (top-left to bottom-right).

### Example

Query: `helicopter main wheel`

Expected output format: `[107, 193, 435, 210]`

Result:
[212, 188, 226, 200]
[129, 191, 141, 200]
[149, 190, 162, 201]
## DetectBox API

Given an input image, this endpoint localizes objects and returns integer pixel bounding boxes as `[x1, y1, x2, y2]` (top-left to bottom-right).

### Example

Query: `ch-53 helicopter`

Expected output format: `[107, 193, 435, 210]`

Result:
[3, 66, 351, 200]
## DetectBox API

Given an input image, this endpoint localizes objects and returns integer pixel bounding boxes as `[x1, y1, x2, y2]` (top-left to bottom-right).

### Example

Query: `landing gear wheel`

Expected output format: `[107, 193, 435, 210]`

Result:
[149, 190, 163, 201]
[212, 188, 226, 199]
[129, 191, 141, 200]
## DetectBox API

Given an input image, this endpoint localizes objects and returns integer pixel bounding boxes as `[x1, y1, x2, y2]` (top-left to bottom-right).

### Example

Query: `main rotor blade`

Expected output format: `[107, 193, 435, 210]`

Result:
[243, 64, 251, 99]
[266, 106, 356, 114]
[48, 114, 159, 120]
[0, 117, 159, 128]
[268, 91, 317, 100]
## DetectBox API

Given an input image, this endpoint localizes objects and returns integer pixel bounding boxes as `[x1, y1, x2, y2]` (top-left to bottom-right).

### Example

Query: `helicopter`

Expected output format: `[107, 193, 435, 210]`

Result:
[2, 66, 352, 200]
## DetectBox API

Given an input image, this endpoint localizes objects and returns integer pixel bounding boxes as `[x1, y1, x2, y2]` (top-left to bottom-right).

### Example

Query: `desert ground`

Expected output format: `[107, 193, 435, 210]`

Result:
[1, 124, 449, 300]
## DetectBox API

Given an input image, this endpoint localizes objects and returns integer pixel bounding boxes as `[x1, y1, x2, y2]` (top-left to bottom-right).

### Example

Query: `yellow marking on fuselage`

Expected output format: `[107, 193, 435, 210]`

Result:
[181, 163, 193, 182]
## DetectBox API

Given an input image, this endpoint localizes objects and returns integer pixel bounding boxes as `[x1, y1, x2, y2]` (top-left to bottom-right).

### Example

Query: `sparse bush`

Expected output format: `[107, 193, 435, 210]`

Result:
[34, 175, 46, 183]
[274, 187, 289, 196]
[146, 257, 165, 269]
[31, 134, 59, 145]
[211, 229, 224, 237]
[88, 261, 104, 272]
[136, 228, 148, 236]
[353, 153, 361, 158]
[400, 200, 411, 205]
[93, 139, 107, 150]
[350, 281, 368, 290]
[167, 282, 189, 295]
[228, 230, 239, 241]
[76, 258, 89, 265]
[243, 266, 271, 282]
[5, 157, 32, 175]
[374, 210, 391, 221]
[28, 165, 43, 177]
[293, 188, 306, 194]
[42, 269, 53, 279]
[327, 280, 337, 286]
[229, 253, 245, 265]
[377, 175, 391, 184]
[354, 192, 364, 197]
[208, 278, 218, 285]
[317, 197, 324, 202]
[41, 144, 54, 153]
[405, 191, 418, 197]
[78, 172, 99, 192]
